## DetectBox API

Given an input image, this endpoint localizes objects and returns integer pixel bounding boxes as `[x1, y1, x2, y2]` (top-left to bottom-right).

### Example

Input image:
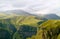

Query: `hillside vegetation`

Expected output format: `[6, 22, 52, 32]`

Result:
[0, 14, 60, 39]
[27, 20, 60, 39]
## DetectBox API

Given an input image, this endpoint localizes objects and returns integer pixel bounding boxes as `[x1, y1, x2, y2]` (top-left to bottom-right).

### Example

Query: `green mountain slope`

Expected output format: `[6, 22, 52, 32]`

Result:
[28, 20, 60, 39]
[0, 15, 43, 39]
[1, 13, 60, 39]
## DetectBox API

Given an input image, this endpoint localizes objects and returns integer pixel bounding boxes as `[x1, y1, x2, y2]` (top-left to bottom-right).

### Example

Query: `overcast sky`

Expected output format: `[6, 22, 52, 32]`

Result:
[0, 0, 60, 16]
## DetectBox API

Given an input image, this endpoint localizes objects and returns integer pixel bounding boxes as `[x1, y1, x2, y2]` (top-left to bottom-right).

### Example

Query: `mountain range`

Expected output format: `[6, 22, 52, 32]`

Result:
[0, 10, 60, 39]
[0, 10, 60, 20]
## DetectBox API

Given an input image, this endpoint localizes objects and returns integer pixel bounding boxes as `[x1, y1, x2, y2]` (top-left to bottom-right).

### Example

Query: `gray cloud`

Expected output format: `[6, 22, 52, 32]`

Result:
[0, 0, 60, 16]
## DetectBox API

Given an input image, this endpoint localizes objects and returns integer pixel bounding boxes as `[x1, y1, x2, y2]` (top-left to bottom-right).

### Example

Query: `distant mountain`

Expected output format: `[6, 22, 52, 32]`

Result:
[2, 10, 34, 16]
[36, 14, 60, 20]
[0, 10, 60, 20]
[44, 14, 60, 19]
[0, 10, 48, 20]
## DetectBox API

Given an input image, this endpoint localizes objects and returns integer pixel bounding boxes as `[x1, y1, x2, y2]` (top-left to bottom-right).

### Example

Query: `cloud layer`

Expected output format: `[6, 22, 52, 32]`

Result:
[0, 0, 60, 15]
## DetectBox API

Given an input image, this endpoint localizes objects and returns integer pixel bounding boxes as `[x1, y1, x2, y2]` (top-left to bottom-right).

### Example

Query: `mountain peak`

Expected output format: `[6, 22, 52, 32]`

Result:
[1, 10, 34, 16]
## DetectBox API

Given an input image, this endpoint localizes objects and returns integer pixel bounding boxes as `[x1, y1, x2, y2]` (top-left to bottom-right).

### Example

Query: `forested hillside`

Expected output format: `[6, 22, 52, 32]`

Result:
[27, 20, 60, 39]
[0, 14, 60, 39]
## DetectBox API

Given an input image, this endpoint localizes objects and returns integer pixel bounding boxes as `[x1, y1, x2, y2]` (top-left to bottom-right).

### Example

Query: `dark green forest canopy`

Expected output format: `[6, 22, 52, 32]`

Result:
[0, 29, 11, 39]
